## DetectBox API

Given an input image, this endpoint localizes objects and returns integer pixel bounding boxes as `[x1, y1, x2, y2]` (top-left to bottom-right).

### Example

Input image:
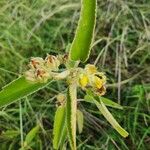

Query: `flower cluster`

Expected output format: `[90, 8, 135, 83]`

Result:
[25, 54, 60, 82]
[78, 64, 106, 96]
[25, 54, 107, 96]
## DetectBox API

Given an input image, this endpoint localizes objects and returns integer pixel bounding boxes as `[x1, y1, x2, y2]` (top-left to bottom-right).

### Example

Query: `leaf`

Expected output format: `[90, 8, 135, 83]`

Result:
[66, 84, 77, 150]
[53, 105, 67, 150]
[25, 125, 40, 145]
[77, 110, 84, 134]
[93, 97, 129, 138]
[84, 94, 123, 109]
[0, 76, 51, 108]
[69, 0, 97, 62]
[100, 97, 123, 110]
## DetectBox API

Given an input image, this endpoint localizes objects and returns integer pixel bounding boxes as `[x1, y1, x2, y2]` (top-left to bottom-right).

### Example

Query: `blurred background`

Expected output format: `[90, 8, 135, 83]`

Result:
[0, 0, 150, 149]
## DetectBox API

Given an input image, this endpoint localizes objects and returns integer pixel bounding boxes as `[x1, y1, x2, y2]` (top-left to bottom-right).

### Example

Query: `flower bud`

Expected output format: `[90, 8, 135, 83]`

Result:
[45, 54, 60, 71]
[25, 70, 36, 82]
[36, 69, 50, 82]
[30, 57, 45, 69]
[85, 64, 97, 74]
[56, 93, 66, 105]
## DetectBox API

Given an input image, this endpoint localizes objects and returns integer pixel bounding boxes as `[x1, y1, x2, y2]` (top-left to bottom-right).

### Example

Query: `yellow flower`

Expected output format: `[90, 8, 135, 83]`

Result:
[78, 64, 107, 96]
[92, 75, 103, 89]
[95, 72, 107, 84]
[79, 74, 89, 88]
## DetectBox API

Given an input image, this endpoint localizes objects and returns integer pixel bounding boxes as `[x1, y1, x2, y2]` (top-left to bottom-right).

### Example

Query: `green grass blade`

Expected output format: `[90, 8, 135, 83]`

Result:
[66, 84, 77, 150]
[0, 76, 50, 108]
[93, 98, 129, 138]
[69, 0, 97, 62]
[25, 125, 40, 146]
[53, 105, 67, 150]
[0, 130, 20, 140]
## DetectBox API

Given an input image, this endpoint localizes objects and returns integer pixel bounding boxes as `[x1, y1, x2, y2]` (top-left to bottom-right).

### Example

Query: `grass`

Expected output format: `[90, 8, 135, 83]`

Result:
[0, 0, 150, 149]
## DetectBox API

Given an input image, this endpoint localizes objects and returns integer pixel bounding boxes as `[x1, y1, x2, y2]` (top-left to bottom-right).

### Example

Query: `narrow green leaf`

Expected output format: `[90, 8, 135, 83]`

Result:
[66, 84, 77, 150]
[53, 105, 67, 150]
[84, 94, 123, 109]
[77, 110, 84, 134]
[100, 97, 123, 110]
[0, 76, 50, 108]
[25, 125, 40, 145]
[93, 98, 129, 138]
[69, 0, 97, 62]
